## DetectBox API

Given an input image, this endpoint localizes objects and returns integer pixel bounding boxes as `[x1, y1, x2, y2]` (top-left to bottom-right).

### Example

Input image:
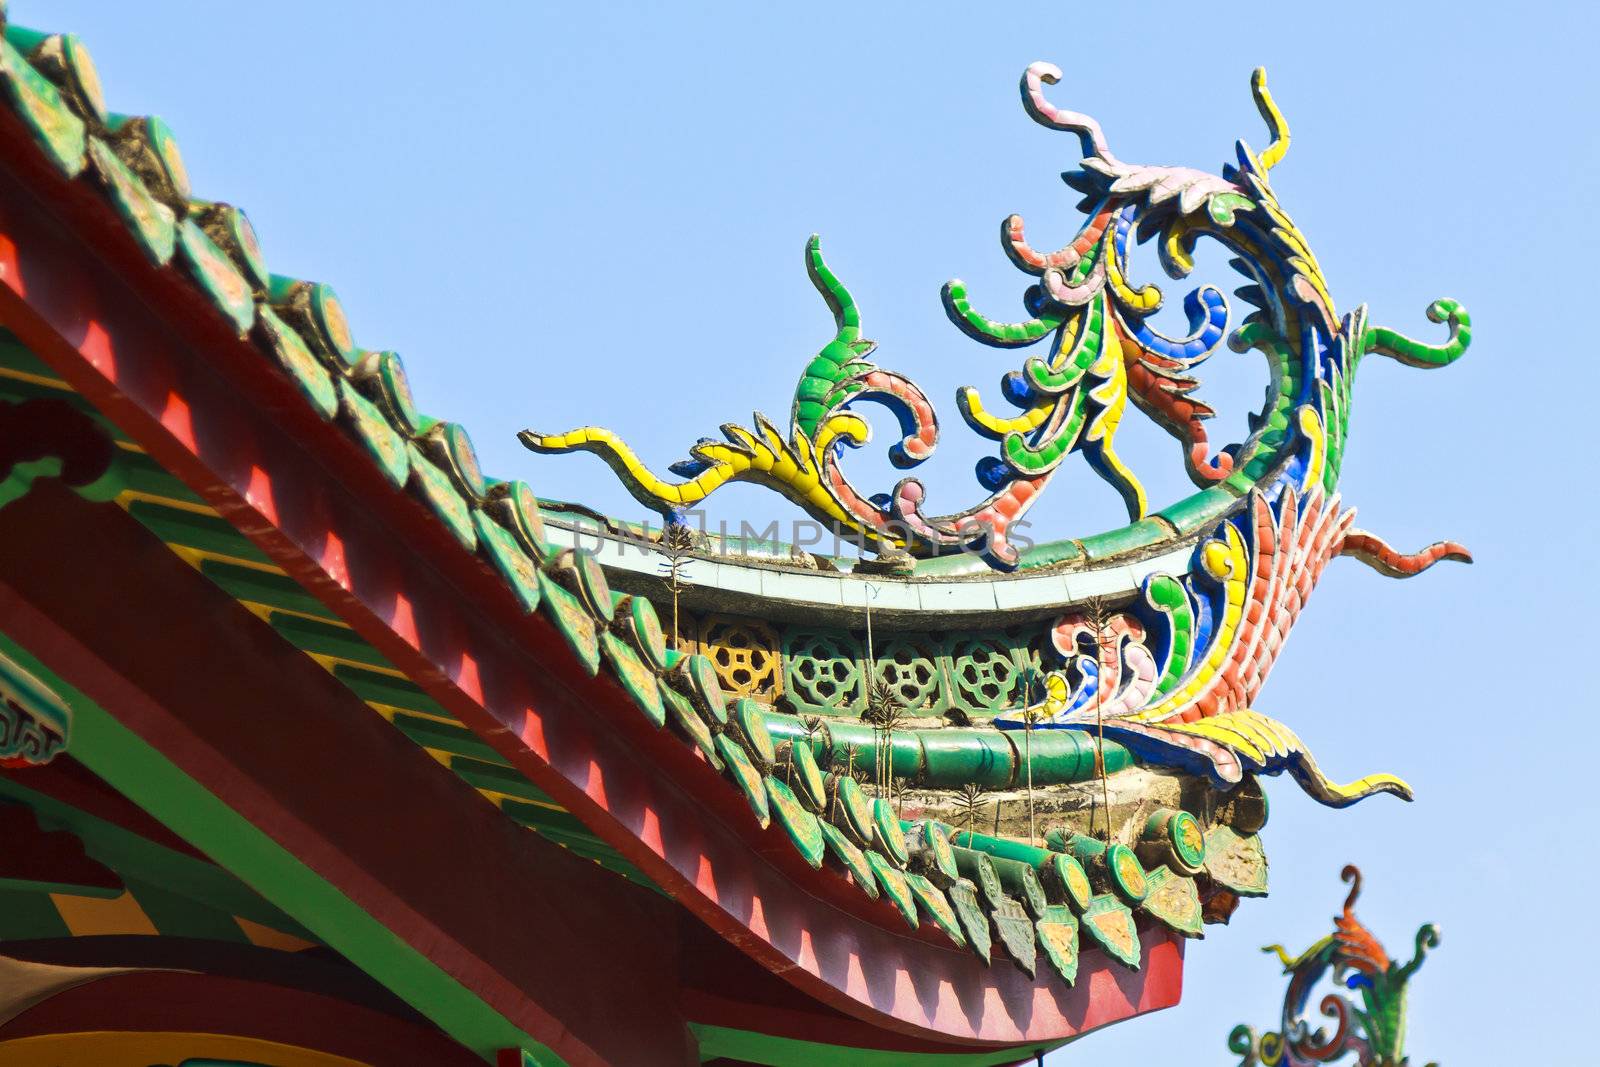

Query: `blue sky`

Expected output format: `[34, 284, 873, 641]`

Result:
[21, 1, 1596, 1062]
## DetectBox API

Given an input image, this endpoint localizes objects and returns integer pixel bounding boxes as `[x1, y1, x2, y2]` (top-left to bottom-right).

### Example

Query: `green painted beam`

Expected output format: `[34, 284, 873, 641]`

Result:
[0, 774, 314, 939]
[0, 630, 557, 1066]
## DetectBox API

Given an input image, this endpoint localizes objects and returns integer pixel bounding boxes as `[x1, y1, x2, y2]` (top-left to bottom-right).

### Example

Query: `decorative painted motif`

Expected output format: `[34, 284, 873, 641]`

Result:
[1230, 866, 1437, 1067]
[518, 60, 1473, 811]
[994, 484, 1468, 807]
[1036, 904, 1079, 985]
[523, 66, 1467, 570]
[1079, 895, 1139, 968]
[698, 614, 781, 699]
[0, 649, 71, 767]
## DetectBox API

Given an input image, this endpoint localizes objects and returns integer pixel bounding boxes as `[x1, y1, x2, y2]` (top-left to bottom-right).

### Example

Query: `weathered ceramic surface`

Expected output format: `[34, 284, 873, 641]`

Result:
[1230, 867, 1438, 1067]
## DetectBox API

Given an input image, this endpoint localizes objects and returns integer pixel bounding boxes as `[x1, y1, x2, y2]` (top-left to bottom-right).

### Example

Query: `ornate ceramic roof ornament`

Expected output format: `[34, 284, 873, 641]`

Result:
[525, 63, 1472, 811]
[1231, 866, 1439, 1067]
[523, 64, 1468, 569]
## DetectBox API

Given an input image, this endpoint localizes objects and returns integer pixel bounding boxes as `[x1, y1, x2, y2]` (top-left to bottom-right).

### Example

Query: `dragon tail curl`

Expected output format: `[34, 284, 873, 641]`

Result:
[804, 233, 863, 344]
[1106, 710, 1413, 808]
[793, 236, 878, 440]
[1287, 756, 1413, 809]
[1249, 67, 1291, 171]
[517, 424, 726, 510]
[1363, 298, 1471, 368]
[1397, 924, 1441, 981]
[1341, 529, 1471, 578]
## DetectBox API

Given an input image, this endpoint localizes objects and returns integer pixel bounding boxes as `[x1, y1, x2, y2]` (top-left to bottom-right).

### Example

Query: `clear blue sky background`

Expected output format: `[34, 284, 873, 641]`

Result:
[21, 1, 1595, 1062]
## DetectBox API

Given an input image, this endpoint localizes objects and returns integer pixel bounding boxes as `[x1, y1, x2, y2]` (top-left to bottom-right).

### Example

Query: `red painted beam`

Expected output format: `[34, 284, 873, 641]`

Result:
[0, 108, 1183, 1047]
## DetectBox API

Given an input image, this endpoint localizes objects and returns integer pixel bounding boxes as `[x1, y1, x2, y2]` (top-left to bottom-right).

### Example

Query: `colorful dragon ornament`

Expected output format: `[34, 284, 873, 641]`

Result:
[524, 64, 1471, 809]
[1230, 866, 1439, 1066]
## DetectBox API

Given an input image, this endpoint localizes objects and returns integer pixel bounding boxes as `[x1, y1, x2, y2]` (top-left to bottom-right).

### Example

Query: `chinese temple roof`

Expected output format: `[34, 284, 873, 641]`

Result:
[0, 5, 1472, 1063]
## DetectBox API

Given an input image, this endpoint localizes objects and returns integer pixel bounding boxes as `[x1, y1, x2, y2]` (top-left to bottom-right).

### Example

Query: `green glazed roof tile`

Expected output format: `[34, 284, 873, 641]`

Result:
[109, 114, 188, 206]
[1105, 844, 1149, 905]
[619, 594, 668, 672]
[907, 820, 958, 884]
[1079, 894, 1141, 969]
[338, 379, 410, 488]
[946, 879, 992, 964]
[0, 34, 85, 176]
[1036, 905, 1080, 986]
[28, 33, 106, 126]
[670, 653, 728, 726]
[421, 422, 487, 501]
[865, 850, 917, 930]
[352, 351, 422, 434]
[473, 510, 542, 614]
[777, 738, 826, 813]
[1041, 852, 1093, 914]
[661, 685, 721, 771]
[730, 696, 775, 770]
[1203, 825, 1269, 897]
[483, 480, 549, 564]
[87, 137, 174, 264]
[715, 734, 770, 831]
[193, 202, 269, 292]
[253, 306, 336, 419]
[990, 896, 1038, 977]
[905, 872, 965, 947]
[535, 572, 599, 676]
[546, 548, 613, 624]
[952, 846, 1003, 909]
[871, 798, 908, 868]
[177, 219, 255, 336]
[830, 775, 874, 847]
[817, 818, 876, 899]
[599, 630, 664, 729]
[408, 445, 477, 552]
[990, 855, 1048, 919]
[764, 776, 823, 868]
[1139, 866, 1203, 937]
[310, 283, 356, 364]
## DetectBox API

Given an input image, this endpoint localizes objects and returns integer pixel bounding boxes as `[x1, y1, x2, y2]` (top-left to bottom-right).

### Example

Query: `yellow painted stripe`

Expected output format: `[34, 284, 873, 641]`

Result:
[0, 365, 72, 390]
[303, 650, 408, 680]
[484, 791, 566, 815]
[234, 914, 319, 953]
[48, 890, 158, 937]
[117, 487, 214, 517]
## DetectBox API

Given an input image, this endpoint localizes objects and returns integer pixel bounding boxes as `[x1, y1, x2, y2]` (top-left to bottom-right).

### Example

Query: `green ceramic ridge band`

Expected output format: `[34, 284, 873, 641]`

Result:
[761, 708, 1134, 789]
